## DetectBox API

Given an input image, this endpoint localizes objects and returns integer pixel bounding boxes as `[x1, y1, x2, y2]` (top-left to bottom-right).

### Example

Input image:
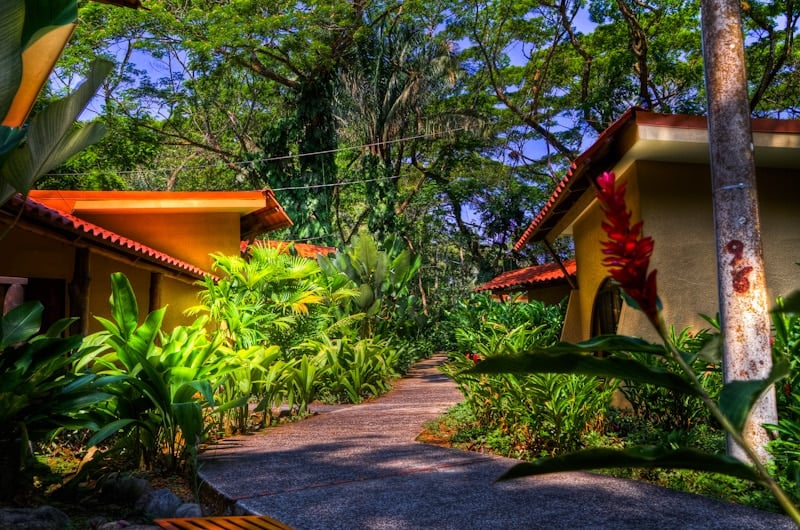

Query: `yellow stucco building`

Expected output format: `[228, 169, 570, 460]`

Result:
[0, 190, 292, 334]
[515, 109, 800, 343]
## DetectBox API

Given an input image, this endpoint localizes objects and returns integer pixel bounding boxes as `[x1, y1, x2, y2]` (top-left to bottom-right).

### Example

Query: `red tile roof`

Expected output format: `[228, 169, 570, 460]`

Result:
[514, 108, 800, 251]
[513, 107, 640, 251]
[242, 240, 337, 258]
[475, 260, 576, 293]
[3, 194, 214, 280]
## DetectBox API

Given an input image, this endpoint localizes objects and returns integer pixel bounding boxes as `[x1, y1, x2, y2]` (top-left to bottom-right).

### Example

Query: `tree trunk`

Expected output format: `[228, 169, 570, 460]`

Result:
[700, 0, 777, 462]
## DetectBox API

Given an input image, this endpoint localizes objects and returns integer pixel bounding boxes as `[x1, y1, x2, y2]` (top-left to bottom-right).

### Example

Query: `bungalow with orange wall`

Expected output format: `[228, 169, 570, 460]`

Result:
[0, 189, 292, 334]
[475, 260, 576, 305]
[514, 108, 800, 343]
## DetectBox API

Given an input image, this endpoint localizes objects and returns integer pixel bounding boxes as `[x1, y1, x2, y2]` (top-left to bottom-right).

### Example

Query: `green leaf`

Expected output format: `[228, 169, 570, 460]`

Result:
[0, 0, 25, 124]
[469, 352, 700, 396]
[213, 395, 249, 414]
[86, 418, 137, 447]
[172, 401, 203, 446]
[719, 357, 790, 432]
[109, 271, 139, 340]
[1, 58, 111, 202]
[1, 300, 43, 349]
[499, 447, 762, 483]
[0, 127, 25, 158]
[43, 317, 78, 338]
[355, 283, 375, 310]
[695, 333, 722, 363]
[20, 1, 78, 50]
[543, 335, 668, 355]
[774, 290, 800, 314]
[27, 58, 110, 165]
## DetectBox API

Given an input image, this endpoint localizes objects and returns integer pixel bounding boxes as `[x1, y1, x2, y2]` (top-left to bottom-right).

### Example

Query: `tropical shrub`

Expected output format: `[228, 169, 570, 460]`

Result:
[449, 293, 565, 354]
[211, 344, 285, 434]
[184, 237, 427, 429]
[287, 354, 324, 416]
[78, 273, 227, 471]
[191, 245, 336, 352]
[0, 301, 111, 499]
[766, 291, 800, 501]
[470, 172, 800, 523]
[302, 335, 400, 404]
[441, 299, 612, 458]
[618, 326, 722, 442]
[773, 293, 800, 414]
[251, 353, 297, 426]
[318, 233, 421, 339]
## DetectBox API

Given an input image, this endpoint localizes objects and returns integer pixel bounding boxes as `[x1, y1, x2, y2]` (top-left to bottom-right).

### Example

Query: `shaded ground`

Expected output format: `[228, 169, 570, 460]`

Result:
[198, 356, 795, 529]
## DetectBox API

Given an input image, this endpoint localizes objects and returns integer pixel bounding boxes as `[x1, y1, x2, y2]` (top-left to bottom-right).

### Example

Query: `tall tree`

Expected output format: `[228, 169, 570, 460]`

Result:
[48, 1, 799, 295]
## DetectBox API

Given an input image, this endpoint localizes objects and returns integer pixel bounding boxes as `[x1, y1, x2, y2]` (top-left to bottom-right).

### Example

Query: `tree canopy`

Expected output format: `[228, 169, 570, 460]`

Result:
[43, 0, 799, 297]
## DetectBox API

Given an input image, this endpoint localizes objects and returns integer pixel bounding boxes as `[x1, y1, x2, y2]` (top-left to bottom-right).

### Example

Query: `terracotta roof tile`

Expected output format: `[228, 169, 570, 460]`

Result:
[4, 194, 214, 279]
[475, 260, 576, 293]
[513, 108, 640, 251]
[513, 108, 800, 251]
[242, 240, 337, 258]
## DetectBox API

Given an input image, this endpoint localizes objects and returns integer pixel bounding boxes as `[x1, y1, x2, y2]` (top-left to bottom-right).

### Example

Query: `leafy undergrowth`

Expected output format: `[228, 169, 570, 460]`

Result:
[1, 443, 203, 529]
[418, 402, 782, 514]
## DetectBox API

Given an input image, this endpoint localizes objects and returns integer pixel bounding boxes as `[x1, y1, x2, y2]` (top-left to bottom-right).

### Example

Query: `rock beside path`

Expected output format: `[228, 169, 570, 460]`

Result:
[0, 505, 70, 530]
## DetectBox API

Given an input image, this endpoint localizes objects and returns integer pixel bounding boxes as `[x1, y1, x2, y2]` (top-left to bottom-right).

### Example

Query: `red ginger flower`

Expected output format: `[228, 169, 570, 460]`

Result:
[596, 171, 661, 326]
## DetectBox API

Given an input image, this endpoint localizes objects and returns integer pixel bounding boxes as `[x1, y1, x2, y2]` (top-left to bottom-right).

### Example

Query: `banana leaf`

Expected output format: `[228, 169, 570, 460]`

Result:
[719, 357, 790, 432]
[499, 446, 762, 483]
[470, 351, 700, 396]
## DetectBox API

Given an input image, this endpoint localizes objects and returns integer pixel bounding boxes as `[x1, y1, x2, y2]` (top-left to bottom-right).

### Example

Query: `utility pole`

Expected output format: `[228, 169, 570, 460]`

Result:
[700, 0, 777, 462]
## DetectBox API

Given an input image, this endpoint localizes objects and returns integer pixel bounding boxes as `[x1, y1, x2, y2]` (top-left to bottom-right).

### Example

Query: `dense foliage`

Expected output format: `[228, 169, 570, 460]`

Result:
[38, 1, 798, 299]
[441, 296, 615, 458]
[435, 177, 800, 520]
[0, 233, 430, 496]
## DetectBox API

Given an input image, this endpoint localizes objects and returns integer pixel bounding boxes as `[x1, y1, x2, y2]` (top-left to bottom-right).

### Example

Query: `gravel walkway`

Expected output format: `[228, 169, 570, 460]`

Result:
[198, 355, 795, 529]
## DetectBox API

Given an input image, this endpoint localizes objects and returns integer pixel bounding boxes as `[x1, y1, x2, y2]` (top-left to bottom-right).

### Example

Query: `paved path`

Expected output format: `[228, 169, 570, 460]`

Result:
[198, 356, 795, 529]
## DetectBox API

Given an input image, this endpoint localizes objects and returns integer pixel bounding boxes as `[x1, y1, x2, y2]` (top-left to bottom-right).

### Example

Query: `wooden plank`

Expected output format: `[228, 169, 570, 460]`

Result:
[155, 515, 293, 530]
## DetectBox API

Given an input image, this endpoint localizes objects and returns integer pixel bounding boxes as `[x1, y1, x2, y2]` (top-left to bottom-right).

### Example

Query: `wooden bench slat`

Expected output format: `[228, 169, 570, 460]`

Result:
[155, 515, 293, 530]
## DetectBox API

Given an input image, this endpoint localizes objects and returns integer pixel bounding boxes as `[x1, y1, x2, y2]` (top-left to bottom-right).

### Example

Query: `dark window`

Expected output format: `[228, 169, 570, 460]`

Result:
[591, 277, 622, 337]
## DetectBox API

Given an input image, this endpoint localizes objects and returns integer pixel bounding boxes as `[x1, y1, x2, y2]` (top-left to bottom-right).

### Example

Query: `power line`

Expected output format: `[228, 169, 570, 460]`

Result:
[47, 126, 468, 178]
[274, 173, 403, 192]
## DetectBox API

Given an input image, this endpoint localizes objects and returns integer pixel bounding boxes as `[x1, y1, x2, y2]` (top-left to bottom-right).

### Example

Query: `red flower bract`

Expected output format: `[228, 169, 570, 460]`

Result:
[597, 171, 660, 326]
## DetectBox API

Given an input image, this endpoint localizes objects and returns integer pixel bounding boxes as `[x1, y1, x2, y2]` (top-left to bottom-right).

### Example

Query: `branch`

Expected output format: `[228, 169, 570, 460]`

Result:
[747, 1, 797, 110]
[615, 0, 652, 108]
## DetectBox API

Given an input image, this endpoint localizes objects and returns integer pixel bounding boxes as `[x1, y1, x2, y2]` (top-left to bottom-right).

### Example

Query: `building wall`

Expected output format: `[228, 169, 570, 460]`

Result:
[79, 212, 242, 272]
[86, 256, 201, 333]
[758, 167, 800, 298]
[638, 161, 800, 337]
[636, 161, 718, 338]
[0, 228, 75, 279]
[526, 284, 572, 306]
[564, 160, 800, 342]
[88, 255, 152, 332]
[160, 275, 205, 331]
[0, 224, 203, 335]
[560, 289, 583, 342]
[565, 165, 642, 341]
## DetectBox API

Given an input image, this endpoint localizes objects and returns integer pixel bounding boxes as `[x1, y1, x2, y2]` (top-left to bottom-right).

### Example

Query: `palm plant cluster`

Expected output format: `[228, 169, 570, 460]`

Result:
[440, 294, 616, 458]
[433, 176, 800, 519]
[438, 290, 800, 515]
[0, 234, 427, 502]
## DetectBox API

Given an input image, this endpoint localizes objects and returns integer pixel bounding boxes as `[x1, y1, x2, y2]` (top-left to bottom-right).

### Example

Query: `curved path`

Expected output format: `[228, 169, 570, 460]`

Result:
[198, 356, 794, 529]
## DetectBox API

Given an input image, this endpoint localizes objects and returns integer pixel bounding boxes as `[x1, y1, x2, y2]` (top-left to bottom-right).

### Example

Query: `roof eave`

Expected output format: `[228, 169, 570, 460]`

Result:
[2, 195, 214, 281]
